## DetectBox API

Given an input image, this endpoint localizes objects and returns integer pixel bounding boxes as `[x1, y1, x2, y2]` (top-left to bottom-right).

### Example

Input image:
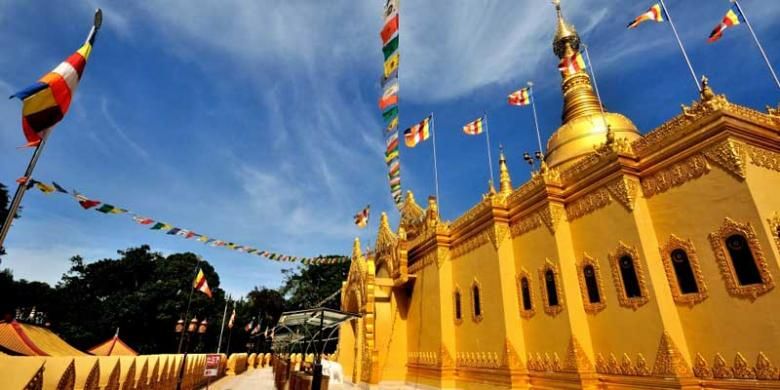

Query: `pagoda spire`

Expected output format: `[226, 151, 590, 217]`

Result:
[352, 237, 362, 259]
[498, 147, 513, 195]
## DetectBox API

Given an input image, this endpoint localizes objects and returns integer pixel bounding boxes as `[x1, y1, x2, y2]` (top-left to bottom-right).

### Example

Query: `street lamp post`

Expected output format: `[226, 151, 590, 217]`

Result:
[175, 317, 207, 390]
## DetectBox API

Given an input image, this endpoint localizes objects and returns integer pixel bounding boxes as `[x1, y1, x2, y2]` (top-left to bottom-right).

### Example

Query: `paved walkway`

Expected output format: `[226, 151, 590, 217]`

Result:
[203, 368, 351, 390]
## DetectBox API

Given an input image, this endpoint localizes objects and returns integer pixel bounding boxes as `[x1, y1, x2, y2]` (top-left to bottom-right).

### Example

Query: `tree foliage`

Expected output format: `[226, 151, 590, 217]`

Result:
[0, 182, 16, 257]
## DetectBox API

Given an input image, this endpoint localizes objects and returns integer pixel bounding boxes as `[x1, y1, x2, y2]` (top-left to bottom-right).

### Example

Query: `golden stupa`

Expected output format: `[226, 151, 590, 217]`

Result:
[337, 1, 780, 389]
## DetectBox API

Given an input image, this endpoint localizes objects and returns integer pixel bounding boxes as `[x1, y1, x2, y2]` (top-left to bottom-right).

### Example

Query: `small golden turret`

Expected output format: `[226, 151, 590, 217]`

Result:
[498, 147, 513, 195]
[545, 0, 641, 170]
[352, 237, 362, 259]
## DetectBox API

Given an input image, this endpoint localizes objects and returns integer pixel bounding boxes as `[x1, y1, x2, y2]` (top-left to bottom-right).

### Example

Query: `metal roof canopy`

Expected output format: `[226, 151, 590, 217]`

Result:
[277, 307, 360, 329]
[272, 307, 360, 355]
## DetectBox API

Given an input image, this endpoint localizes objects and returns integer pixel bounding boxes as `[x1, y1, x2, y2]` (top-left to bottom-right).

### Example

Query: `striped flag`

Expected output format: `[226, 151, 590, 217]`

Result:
[404, 116, 431, 148]
[508, 88, 531, 106]
[558, 52, 587, 77]
[354, 205, 370, 228]
[384, 52, 400, 78]
[708, 7, 743, 43]
[10, 10, 102, 147]
[385, 132, 399, 162]
[193, 268, 212, 298]
[627, 4, 664, 29]
[228, 306, 236, 329]
[463, 117, 484, 135]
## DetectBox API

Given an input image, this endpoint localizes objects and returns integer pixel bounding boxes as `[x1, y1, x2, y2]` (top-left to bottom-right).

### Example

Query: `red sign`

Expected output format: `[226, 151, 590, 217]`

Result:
[204, 354, 221, 377]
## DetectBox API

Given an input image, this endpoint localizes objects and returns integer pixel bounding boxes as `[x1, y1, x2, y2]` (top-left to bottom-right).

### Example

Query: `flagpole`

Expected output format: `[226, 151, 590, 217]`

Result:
[0, 136, 49, 253]
[731, 0, 780, 89]
[582, 43, 610, 128]
[658, 0, 701, 93]
[528, 82, 544, 153]
[177, 256, 202, 354]
[430, 113, 441, 210]
[483, 113, 495, 185]
[217, 296, 230, 353]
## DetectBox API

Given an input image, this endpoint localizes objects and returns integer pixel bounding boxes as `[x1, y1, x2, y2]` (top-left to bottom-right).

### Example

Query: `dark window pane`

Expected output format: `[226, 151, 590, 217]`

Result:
[520, 277, 532, 311]
[725, 235, 762, 285]
[545, 269, 559, 306]
[670, 249, 699, 294]
[619, 255, 642, 298]
[583, 265, 601, 303]
[455, 291, 462, 320]
[473, 286, 481, 316]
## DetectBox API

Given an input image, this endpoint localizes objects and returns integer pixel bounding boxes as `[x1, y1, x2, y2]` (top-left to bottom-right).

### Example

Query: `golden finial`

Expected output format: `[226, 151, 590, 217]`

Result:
[426, 196, 440, 226]
[352, 237, 362, 259]
[379, 212, 391, 230]
[699, 75, 715, 101]
[552, 0, 580, 58]
[498, 146, 513, 195]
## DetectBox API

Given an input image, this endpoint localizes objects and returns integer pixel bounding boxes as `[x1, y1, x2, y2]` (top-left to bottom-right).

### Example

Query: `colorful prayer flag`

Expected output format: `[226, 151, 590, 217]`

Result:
[354, 205, 370, 228]
[508, 87, 531, 106]
[708, 7, 742, 43]
[463, 117, 484, 135]
[10, 11, 101, 146]
[380, 13, 399, 44]
[382, 106, 399, 123]
[150, 222, 173, 231]
[558, 52, 587, 77]
[75, 193, 101, 209]
[385, 116, 399, 133]
[34, 182, 56, 194]
[382, 36, 399, 60]
[96, 203, 127, 214]
[384, 52, 400, 78]
[193, 268, 212, 298]
[381, 71, 398, 88]
[133, 216, 154, 225]
[52, 182, 69, 193]
[403, 116, 431, 147]
[228, 306, 236, 329]
[167, 227, 181, 235]
[378, 94, 398, 111]
[627, 4, 664, 29]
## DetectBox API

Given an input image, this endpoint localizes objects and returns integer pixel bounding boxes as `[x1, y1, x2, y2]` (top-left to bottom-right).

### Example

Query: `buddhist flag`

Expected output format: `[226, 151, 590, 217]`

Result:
[463, 117, 484, 135]
[380, 13, 399, 44]
[74, 192, 100, 209]
[385, 132, 399, 161]
[627, 4, 664, 29]
[708, 7, 743, 43]
[382, 35, 399, 60]
[384, 52, 400, 78]
[508, 87, 531, 106]
[558, 52, 587, 77]
[193, 268, 212, 298]
[354, 205, 370, 228]
[10, 9, 102, 146]
[404, 116, 431, 147]
[228, 306, 236, 329]
[379, 80, 399, 111]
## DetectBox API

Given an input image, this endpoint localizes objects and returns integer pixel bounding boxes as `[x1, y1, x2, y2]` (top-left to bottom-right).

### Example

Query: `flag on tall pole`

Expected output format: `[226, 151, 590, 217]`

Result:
[462, 115, 495, 186]
[0, 9, 103, 254]
[354, 205, 370, 228]
[193, 268, 213, 298]
[228, 305, 236, 329]
[723, 0, 780, 89]
[708, 6, 742, 43]
[507, 88, 531, 106]
[627, 4, 663, 29]
[403, 116, 431, 147]
[509, 82, 544, 155]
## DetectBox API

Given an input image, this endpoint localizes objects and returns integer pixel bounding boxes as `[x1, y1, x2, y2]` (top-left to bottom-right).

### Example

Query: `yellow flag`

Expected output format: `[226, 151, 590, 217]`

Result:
[384, 52, 399, 77]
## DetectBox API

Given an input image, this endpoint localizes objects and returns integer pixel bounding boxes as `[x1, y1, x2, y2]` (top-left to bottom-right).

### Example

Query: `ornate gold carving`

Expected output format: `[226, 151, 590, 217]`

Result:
[510, 213, 542, 238]
[516, 268, 535, 319]
[503, 338, 524, 370]
[451, 231, 490, 259]
[608, 242, 650, 310]
[450, 199, 491, 234]
[693, 353, 712, 379]
[410, 249, 437, 274]
[708, 217, 774, 300]
[703, 139, 747, 180]
[399, 191, 425, 239]
[565, 188, 610, 220]
[607, 177, 639, 211]
[538, 259, 565, 316]
[748, 144, 780, 172]
[375, 212, 397, 254]
[635, 354, 651, 376]
[755, 352, 779, 380]
[527, 353, 539, 372]
[577, 253, 607, 314]
[607, 353, 621, 375]
[641, 154, 711, 198]
[456, 351, 501, 369]
[487, 223, 510, 250]
[507, 175, 544, 205]
[425, 196, 440, 230]
[652, 331, 690, 377]
[453, 285, 463, 325]
[436, 246, 450, 269]
[564, 336, 593, 372]
[470, 278, 484, 323]
[552, 353, 563, 372]
[439, 345, 454, 368]
[768, 212, 780, 252]
[540, 203, 566, 234]
[733, 352, 756, 379]
[712, 353, 733, 379]
[620, 354, 634, 376]
[659, 235, 708, 306]
[595, 353, 607, 374]
[408, 351, 438, 367]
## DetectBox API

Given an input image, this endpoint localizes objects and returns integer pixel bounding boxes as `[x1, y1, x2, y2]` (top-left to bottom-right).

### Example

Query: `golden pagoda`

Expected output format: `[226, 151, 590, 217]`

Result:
[337, 1, 780, 389]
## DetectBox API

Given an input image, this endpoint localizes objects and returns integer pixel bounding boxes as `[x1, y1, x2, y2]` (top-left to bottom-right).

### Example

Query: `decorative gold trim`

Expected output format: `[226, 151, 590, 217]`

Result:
[502, 338, 524, 370]
[451, 230, 490, 259]
[755, 352, 779, 380]
[540, 203, 566, 234]
[538, 259, 565, 316]
[712, 353, 733, 379]
[470, 278, 484, 323]
[487, 223, 510, 250]
[641, 154, 711, 198]
[606, 177, 639, 211]
[453, 285, 463, 325]
[577, 253, 607, 314]
[747, 144, 780, 172]
[516, 268, 535, 319]
[652, 331, 691, 377]
[702, 139, 747, 180]
[563, 336, 593, 372]
[439, 345, 454, 368]
[768, 212, 780, 252]
[693, 353, 712, 379]
[708, 217, 774, 300]
[608, 241, 650, 310]
[733, 352, 756, 379]
[565, 187, 611, 221]
[456, 351, 501, 369]
[659, 235, 708, 306]
[510, 213, 542, 238]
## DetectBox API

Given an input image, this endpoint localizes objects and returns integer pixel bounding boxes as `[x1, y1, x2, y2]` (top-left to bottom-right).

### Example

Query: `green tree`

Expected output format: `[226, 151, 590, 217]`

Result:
[280, 262, 349, 310]
[0, 182, 16, 257]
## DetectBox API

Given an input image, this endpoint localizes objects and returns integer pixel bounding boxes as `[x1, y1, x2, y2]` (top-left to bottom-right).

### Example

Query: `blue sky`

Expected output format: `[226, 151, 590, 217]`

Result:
[0, 1, 778, 298]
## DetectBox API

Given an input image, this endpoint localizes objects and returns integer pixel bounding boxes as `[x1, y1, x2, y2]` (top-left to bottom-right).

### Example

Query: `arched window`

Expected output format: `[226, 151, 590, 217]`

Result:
[619, 255, 642, 298]
[670, 249, 699, 294]
[725, 234, 762, 285]
[472, 284, 482, 317]
[453, 289, 462, 323]
[545, 270, 559, 307]
[520, 277, 532, 311]
[583, 265, 601, 303]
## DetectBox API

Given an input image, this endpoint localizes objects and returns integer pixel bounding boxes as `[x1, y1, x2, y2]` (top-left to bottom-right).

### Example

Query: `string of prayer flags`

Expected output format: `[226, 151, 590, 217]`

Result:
[26, 178, 351, 265]
[404, 115, 431, 148]
[10, 10, 102, 147]
[708, 6, 742, 43]
[627, 4, 663, 29]
[380, 0, 403, 206]
[508, 87, 531, 106]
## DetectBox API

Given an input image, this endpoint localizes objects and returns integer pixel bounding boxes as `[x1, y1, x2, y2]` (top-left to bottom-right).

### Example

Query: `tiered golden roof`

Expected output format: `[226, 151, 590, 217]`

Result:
[545, 0, 641, 170]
